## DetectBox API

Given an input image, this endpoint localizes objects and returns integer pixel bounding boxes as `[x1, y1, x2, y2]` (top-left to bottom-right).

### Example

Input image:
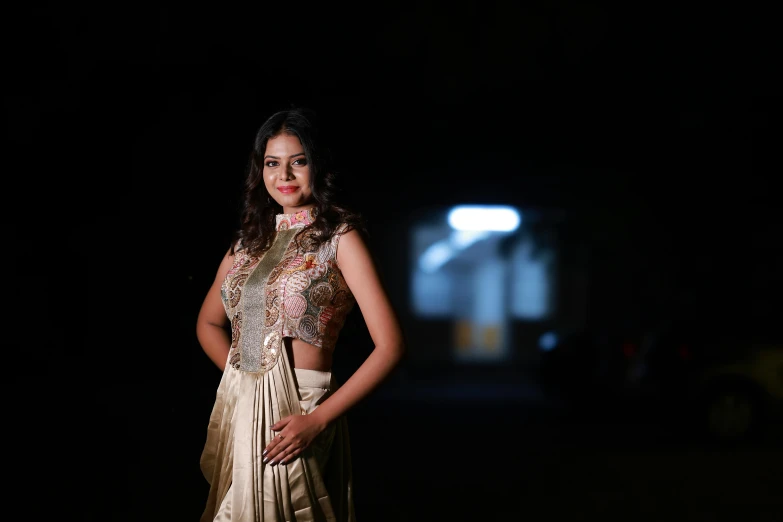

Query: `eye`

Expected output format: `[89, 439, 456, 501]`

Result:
[265, 161, 279, 168]
[293, 158, 308, 166]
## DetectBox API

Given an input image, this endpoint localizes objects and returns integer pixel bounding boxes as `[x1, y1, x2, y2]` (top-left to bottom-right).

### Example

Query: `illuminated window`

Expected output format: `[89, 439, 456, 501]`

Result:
[410, 205, 557, 361]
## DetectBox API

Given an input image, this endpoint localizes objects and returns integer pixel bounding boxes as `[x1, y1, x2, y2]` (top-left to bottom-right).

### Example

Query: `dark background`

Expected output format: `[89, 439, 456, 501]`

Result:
[10, 2, 782, 521]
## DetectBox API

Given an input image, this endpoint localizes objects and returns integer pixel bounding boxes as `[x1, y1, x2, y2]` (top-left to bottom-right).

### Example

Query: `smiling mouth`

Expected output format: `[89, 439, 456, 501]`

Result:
[278, 186, 298, 194]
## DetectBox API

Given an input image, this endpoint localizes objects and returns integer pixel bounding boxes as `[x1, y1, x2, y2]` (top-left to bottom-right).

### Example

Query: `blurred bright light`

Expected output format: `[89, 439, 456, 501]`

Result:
[419, 230, 492, 273]
[450, 230, 490, 248]
[510, 244, 551, 319]
[419, 240, 454, 273]
[448, 205, 521, 232]
[538, 331, 558, 351]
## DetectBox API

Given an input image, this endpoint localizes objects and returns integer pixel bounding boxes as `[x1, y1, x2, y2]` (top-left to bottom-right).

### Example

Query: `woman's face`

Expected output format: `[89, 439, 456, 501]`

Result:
[263, 133, 314, 214]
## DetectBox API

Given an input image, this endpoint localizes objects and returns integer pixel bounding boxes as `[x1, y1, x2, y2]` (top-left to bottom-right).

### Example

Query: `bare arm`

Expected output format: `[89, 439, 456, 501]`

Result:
[308, 229, 406, 426]
[196, 247, 235, 372]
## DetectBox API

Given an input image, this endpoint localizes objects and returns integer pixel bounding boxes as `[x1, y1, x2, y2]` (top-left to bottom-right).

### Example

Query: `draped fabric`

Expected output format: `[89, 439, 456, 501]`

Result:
[200, 342, 354, 522]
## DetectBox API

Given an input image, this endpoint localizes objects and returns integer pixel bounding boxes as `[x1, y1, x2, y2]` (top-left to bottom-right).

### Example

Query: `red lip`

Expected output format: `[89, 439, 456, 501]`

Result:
[277, 186, 298, 194]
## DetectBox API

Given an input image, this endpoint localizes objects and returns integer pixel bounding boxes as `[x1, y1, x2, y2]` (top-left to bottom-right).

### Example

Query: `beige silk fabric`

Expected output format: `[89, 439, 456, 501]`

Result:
[201, 343, 354, 522]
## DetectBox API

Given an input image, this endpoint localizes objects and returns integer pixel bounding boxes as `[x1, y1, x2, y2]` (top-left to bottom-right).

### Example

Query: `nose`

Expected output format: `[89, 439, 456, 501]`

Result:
[279, 164, 294, 180]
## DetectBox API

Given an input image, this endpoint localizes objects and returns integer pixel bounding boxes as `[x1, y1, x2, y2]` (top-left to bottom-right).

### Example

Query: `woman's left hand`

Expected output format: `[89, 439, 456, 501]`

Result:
[263, 413, 326, 465]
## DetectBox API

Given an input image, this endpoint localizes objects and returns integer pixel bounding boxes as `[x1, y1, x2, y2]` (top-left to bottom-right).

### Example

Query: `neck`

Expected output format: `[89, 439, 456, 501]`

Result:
[282, 205, 316, 215]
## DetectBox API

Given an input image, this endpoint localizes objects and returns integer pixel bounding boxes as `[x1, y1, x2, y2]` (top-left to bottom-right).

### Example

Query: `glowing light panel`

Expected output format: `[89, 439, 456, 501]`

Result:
[447, 205, 521, 232]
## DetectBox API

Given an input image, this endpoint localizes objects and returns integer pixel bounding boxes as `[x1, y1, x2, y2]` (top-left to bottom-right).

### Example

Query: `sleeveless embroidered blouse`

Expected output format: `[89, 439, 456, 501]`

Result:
[219, 208, 356, 373]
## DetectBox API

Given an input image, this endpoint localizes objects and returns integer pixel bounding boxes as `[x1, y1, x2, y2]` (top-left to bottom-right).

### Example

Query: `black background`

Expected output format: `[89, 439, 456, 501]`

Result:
[9, 2, 782, 521]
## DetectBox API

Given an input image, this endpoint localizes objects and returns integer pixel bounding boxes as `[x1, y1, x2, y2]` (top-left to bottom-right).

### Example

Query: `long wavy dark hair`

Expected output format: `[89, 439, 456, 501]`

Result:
[230, 106, 365, 257]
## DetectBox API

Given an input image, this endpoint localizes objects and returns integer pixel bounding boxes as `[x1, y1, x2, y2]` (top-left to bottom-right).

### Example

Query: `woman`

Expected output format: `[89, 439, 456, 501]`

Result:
[196, 106, 405, 521]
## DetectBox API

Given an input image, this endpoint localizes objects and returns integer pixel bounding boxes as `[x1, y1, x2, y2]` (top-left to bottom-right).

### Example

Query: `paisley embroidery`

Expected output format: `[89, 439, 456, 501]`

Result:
[265, 307, 279, 328]
[220, 209, 356, 374]
[228, 273, 248, 308]
[266, 288, 279, 310]
[268, 254, 295, 285]
[229, 351, 241, 369]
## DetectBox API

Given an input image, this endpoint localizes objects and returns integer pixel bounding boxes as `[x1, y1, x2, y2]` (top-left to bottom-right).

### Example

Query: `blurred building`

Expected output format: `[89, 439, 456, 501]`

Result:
[378, 204, 590, 370]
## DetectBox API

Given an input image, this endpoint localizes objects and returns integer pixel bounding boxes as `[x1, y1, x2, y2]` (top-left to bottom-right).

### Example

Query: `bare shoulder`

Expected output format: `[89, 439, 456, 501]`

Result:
[335, 227, 372, 267]
[214, 244, 238, 282]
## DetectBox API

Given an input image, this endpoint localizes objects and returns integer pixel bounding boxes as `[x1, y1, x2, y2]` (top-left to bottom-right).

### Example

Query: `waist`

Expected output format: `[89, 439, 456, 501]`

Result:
[286, 337, 333, 371]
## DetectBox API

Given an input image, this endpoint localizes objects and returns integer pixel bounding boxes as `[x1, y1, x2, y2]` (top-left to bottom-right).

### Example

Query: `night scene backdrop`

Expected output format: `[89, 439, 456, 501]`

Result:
[11, 2, 782, 521]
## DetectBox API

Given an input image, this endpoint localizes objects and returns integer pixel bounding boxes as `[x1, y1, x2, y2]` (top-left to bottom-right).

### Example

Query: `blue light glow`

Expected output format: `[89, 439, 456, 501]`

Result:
[419, 240, 454, 273]
[418, 230, 492, 273]
[538, 331, 558, 351]
[510, 241, 552, 319]
[450, 230, 490, 248]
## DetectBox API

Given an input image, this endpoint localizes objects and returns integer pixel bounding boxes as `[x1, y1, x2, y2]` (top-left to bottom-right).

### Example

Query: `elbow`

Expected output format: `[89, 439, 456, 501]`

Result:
[196, 317, 227, 343]
[372, 341, 405, 362]
[369, 329, 406, 365]
[195, 317, 208, 339]
[397, 339, 407, 358]
[387, 338, 406, 365]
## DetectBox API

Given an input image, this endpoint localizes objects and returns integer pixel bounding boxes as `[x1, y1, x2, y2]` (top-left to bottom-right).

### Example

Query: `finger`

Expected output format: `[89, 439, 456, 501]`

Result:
[276, 443, 304, 465]
[263, 432, 287, 458]
[267, 443, 293, 465]
[266, 433, 296, 463]
[271, 436, 304, 464]
[278, 446, 303, 465]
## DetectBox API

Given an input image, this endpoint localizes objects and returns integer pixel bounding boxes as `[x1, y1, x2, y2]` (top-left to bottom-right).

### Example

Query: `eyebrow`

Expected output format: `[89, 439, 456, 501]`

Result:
[263, 152, 306, 160]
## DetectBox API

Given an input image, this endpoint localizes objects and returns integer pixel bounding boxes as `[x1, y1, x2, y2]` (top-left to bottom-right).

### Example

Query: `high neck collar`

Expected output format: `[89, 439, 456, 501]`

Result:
[275, 207, 317, 231]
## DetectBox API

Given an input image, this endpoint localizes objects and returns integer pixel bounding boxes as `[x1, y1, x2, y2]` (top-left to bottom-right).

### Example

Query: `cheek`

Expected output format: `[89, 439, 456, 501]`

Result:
[263, 172, 275, 189]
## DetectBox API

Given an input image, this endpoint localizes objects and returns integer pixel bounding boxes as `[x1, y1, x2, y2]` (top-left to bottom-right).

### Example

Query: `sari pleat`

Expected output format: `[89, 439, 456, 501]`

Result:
[200, 340, 354, 522]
